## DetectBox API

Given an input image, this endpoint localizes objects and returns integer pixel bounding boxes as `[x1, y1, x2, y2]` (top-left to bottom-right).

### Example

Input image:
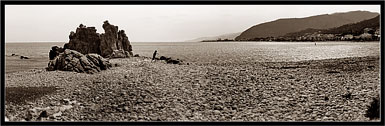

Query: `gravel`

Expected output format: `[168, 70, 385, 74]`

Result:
[5, 56, 380, 121]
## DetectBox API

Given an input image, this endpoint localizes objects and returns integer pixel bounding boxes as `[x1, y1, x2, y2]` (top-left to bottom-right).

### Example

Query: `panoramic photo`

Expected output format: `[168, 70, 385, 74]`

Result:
[4, 5, 381, 121]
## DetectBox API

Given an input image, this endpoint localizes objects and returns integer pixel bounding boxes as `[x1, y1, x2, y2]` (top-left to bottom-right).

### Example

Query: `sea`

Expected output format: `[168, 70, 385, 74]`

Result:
[5, 41, 380, 73]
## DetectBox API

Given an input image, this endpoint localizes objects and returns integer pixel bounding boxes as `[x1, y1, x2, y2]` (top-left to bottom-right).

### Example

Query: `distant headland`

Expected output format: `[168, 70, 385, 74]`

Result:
[198, 11, 380, 42]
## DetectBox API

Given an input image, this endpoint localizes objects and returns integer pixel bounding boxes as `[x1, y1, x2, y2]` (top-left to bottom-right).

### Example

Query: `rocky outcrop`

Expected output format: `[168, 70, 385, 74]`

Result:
[118, 30, 133, 56]
[99, 21, 118, 57]
[159, 56, 183, 64]
[64, 24, 101, 55]
[47, 47, 111, 74]
[64, 21, 133, 58]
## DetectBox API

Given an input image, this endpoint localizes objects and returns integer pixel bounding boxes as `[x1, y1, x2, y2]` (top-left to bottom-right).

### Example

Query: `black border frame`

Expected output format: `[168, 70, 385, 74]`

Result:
[1, 0, 384, 125]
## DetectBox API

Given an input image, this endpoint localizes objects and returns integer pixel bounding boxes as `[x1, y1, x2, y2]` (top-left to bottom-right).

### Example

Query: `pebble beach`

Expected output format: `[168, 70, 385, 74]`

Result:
[5, 55, 380, 121]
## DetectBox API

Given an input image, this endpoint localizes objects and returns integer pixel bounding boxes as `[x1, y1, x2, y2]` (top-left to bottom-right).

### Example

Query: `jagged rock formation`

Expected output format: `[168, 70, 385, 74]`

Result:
[47, 46, 112, 74]
[118, 30, 133, 56]
[64, 20, 133, 58]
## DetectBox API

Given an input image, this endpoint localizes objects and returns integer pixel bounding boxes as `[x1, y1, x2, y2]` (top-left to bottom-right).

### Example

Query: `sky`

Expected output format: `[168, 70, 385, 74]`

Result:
[5, 5, 380, 42]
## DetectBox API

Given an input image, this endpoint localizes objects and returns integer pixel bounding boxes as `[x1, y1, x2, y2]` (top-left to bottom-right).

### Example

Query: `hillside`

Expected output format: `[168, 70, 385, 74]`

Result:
[284, 15, 380, 37]
[322, 15, 380, 35]
[235, 11, 379, 40]
[186, 32, 241, 42]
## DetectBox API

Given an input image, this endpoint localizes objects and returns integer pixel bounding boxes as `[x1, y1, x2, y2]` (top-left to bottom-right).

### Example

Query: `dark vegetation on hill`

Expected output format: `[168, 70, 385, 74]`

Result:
[235, 11, 379, 41]
[284, 15, 380, 37]
[322, 15, 379, 36]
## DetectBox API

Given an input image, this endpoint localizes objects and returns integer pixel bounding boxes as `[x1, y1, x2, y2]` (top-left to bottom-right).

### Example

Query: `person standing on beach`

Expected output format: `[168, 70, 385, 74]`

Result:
[152, 50, 157, 61]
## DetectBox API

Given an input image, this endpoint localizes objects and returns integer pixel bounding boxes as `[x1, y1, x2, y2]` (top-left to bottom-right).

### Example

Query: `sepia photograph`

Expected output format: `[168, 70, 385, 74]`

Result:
[2, 2, 382, 123]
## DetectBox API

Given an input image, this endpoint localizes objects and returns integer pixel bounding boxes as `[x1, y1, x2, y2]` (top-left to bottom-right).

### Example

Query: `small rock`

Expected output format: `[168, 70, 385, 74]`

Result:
[52, 112, 62, 118]
[20, 56, 29, 59]
[124, 106, 130, 111]
[342, 93, 352, 99]
[150, 116, 158, 121]
[130, 115, 138, 120]
[38, 111, 49, 119]
[61, 99, 71, 105]
[160, 115, 167, 121]
[59, 105, 73, 111]
[327, 70, 340, 74]
[214, 105, 223, 110]
[155, 103, 162, 108]
[143, 98, 153, 103]
[5, 116, 9, 121]
[69, 100, 77, 105]
[324, 96, 329, 101]
[213, 110, 221, 115]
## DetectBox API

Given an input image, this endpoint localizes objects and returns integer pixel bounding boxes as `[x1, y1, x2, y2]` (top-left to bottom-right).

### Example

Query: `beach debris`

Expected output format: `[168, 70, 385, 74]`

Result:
[64, 20, 133, 58]
[20, 56, 29, 59]
[47, 48, 112, 74]
[11, 53, 18, 56]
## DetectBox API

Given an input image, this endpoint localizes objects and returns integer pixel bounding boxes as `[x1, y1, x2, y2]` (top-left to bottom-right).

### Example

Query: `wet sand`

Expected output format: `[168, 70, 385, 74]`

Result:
[5, 56, 380, 121]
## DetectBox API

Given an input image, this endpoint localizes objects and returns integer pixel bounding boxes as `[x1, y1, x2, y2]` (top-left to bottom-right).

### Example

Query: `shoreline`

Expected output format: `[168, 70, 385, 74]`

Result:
[5, 55, 380, 121]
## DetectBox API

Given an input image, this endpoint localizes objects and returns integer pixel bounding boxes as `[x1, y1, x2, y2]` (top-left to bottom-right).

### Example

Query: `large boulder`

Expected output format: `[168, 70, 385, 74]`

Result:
[64, 21, 133, 58]
[47, 48, 111, 74]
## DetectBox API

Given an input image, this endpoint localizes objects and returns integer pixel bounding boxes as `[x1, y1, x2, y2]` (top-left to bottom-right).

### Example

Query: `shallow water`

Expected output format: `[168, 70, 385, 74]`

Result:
[5, 41, 380, 72]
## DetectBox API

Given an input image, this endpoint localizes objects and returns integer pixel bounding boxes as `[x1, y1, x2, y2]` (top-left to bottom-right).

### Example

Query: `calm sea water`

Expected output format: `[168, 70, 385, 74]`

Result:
[132, 42, 380, 63]
[5, 41, 380, 72]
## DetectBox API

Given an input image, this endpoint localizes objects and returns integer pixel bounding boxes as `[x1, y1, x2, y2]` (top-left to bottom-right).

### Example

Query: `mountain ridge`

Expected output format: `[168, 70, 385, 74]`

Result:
[235, 11, 379, 40]
[284, 15, 380, 37]
[185, 32, 241, 42]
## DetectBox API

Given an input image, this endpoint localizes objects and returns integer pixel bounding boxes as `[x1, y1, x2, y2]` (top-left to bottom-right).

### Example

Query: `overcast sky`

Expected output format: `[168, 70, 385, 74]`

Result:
[5, 5, 380, 42]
